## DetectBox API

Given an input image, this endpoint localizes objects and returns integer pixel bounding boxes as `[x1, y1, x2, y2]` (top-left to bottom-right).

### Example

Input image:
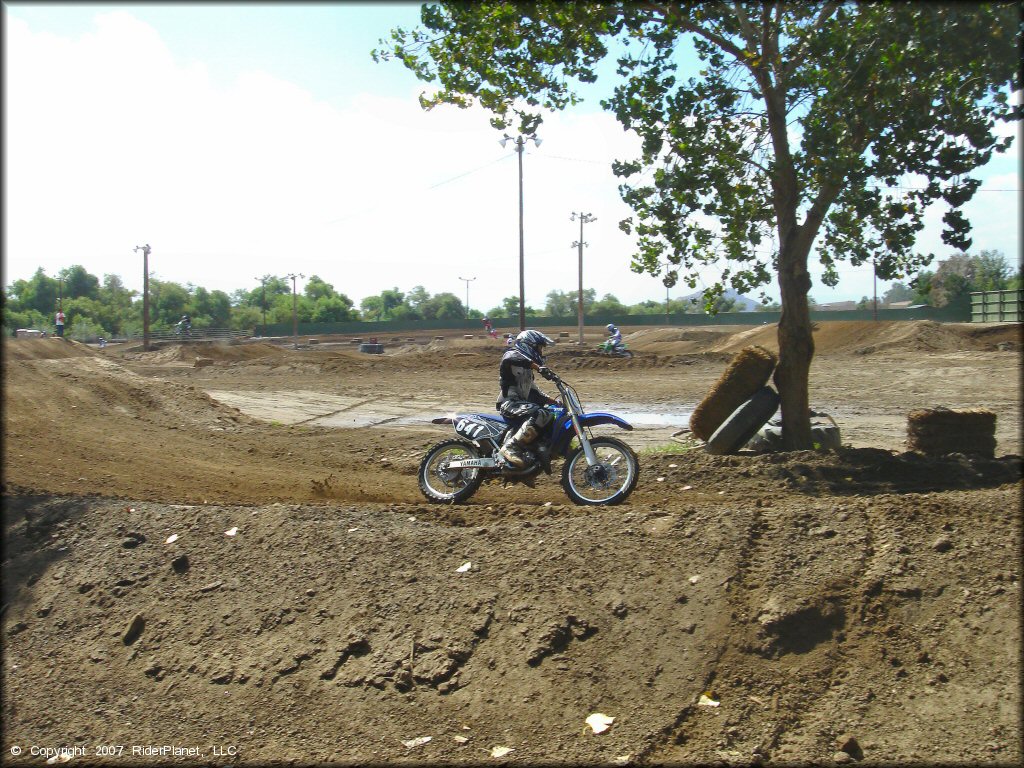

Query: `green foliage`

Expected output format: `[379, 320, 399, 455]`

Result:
[882, 282, 917, 304]
[59, 265, 100, 301]
[377, 1, 1020, 448]
[544, 288, 596, 317]
[919, 249, 1016, 306]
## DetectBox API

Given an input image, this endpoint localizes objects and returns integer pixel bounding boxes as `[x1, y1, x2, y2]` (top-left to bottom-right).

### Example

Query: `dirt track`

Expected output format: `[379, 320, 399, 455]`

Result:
[2, 321, 1021, 765]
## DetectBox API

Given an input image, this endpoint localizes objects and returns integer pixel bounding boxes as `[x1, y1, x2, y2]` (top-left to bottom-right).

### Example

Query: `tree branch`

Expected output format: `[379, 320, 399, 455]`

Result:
[638, 2, 750, 62]
[783, 1, 842, 79]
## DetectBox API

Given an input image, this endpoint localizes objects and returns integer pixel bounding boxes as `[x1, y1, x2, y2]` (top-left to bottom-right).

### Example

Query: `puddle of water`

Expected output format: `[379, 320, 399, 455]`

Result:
[207, 390, 693, 430]
[586, 404, 693, 427]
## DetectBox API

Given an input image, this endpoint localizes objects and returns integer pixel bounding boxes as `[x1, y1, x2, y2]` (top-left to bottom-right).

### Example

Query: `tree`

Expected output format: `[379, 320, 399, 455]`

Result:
[378, 2, 1021, 448]
[544, 289, 575, 317]
[489, 295, 536, 318]
[420, 292, 466, 320]
[7, 268, 58, 315]
[883, 282, 916, 305]
[304, 275, 337, 301]
[592, 293, 627, 315]
[59, 265, 100, 301]
[927, 249, 1013, 306]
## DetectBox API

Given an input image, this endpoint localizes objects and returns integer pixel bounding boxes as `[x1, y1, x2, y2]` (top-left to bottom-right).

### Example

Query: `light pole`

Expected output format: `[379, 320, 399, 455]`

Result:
[133, 244, 151, 350]
[255, 275, 269, 337]
[286, 273, 304, 348]
[501, 132, 541, 331]
[570, 212, 596, 344]
[458, 276, 476, 321]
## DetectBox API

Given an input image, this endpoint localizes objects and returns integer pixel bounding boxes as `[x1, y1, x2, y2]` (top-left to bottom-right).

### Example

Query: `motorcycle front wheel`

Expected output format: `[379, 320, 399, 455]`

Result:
[560, 436, 639, 505]
[418, 439, 484, 503]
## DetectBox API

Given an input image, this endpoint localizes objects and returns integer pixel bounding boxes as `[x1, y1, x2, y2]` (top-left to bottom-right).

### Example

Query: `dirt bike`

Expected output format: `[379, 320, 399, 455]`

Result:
[597, 339, 633, 359]
[418, 367, 640, 505]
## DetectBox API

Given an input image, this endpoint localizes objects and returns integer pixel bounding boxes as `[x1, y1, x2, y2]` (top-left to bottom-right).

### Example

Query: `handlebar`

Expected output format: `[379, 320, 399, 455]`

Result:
[538, 365, 560, 383]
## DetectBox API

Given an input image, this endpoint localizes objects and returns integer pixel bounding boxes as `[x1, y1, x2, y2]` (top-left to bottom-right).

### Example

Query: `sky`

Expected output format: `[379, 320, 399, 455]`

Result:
[3, 2, 1021, 314]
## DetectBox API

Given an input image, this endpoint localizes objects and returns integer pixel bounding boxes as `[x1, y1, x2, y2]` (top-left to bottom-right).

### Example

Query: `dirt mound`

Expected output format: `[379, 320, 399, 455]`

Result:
[704, 320, 995, 355]
[132, 341, 291, 364]
[2, 337, 99, 361]
[2, 320, 1021, 765]
[626, 325, 756, 354]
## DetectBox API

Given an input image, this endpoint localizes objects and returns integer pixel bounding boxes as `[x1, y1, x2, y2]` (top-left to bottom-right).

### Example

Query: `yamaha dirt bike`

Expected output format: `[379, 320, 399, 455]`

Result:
[597, 339, 633, 359]
[418, 367, 640, 505]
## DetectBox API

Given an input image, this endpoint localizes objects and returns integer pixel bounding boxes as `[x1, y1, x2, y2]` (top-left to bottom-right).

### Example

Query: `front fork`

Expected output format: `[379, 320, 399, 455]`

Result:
[556, 381, 598, 467]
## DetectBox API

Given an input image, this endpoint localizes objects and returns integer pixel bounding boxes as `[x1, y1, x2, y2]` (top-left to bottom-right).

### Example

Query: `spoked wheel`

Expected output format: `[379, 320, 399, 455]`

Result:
[560, 436, 639, 505]
[619, 350, 634, 359]
[418, 439, 484, 503]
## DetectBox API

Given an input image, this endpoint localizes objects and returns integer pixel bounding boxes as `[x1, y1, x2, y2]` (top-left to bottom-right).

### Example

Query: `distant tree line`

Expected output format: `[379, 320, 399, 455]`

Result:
[4, 251, 1018, 340]
[860, 250, 1021, 309]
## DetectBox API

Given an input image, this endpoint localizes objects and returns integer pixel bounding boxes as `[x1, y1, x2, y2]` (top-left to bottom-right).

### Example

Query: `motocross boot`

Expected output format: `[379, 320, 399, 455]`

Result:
[499, 423, 538, 468]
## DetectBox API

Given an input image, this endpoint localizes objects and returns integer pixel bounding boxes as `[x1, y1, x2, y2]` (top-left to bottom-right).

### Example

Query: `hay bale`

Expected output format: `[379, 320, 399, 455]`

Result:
[689, 345, 778, 441]
[907, 408, 996, 458]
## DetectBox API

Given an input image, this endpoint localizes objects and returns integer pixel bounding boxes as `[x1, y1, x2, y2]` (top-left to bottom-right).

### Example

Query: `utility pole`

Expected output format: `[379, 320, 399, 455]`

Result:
[872, 257, 879, 321]
[286, 273, 304, 348]
[501, 132, 541, 331]
[458, 276, 476, 320]
[133, 244, 151, 350]
[255, 275, 269, 337]
[570, 212, 596, 345]
[663, 271, 677, 327]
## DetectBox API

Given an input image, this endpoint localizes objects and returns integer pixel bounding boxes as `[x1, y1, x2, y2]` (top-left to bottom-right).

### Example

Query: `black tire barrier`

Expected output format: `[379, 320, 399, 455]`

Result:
[689, 345, 777, 441]
[705, 386, 780, 455]
[359, 343, 384, 354]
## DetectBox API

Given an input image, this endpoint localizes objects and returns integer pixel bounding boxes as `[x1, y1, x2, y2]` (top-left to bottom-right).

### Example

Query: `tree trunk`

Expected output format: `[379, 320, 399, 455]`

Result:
[773, 232, 815, 450]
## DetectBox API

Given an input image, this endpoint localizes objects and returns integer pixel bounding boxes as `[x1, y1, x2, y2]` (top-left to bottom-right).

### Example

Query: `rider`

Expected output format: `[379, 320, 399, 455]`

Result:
[606, 323, 624, 351]
[177, 314, 192, 335]
[496, 329, 559, 468]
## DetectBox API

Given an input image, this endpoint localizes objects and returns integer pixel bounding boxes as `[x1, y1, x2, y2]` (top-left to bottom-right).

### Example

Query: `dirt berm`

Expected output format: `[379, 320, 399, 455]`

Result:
[2, 320, 1021, 765]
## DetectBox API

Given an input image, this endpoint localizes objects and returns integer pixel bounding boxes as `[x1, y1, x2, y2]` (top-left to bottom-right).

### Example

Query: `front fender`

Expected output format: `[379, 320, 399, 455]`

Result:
[551, 412, 633, 456]
[577, 412, 633, 431]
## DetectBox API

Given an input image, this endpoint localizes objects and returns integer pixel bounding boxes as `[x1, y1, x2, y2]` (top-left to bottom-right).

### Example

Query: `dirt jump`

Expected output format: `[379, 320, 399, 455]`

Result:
[2, 320, 1021, 765]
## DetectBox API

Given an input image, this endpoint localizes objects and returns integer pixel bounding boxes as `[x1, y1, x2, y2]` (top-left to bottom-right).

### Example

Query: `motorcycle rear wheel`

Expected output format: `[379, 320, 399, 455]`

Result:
[418, 439, 484, 503]
[560, 436, 639, 505]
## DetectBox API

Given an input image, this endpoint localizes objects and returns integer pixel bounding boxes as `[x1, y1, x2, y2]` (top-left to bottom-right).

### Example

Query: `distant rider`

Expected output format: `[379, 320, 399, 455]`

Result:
[177, 314, 192, 336]
[606, 323, 624, 352]
[496, 330, 559, 468]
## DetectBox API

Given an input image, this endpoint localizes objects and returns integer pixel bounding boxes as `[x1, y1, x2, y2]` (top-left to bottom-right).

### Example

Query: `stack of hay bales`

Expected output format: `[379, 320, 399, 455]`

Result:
[689, 345, 778, 441]
[907, 408, 996, 458]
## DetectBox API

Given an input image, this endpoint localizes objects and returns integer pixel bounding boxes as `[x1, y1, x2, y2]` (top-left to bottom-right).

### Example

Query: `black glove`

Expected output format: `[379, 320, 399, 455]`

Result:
[538, 366, 556, 381]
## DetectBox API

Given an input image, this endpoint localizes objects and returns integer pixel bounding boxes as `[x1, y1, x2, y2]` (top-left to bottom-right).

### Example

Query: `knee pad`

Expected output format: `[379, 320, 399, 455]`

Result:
[532, 408, 554, 429]
[514, 422, 539, 444]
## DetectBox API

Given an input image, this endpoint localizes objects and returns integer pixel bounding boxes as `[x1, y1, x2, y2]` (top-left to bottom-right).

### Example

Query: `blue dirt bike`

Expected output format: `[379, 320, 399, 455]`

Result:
[418, 367, 640, 505]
